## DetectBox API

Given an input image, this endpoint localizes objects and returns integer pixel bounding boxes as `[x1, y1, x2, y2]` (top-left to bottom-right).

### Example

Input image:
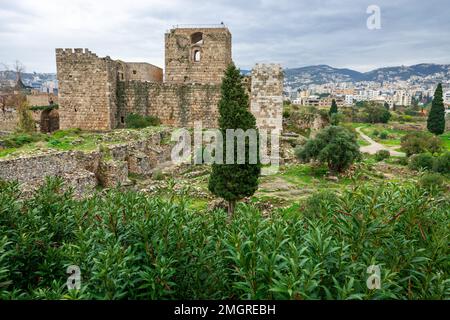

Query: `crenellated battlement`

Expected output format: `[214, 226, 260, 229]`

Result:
[55, 48, 98, 59]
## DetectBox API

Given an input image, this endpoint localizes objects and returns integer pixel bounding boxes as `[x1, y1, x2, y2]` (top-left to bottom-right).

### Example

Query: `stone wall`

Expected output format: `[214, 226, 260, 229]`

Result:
[27, 93, 58, 107]
[0, 107, 18, 132]
[56, 29, 284, 133]
[56, 48, 116, 131]
[0, 107, 45, 132]
[0, 129, 173, 196]
[119, 62, 163, 82]
[117, 81, 221, 128]
[250, 64, 284, 132]
[164, 27, 232, 84]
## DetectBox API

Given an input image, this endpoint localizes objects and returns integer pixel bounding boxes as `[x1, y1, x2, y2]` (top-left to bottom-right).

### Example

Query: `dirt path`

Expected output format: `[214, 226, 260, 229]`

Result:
[356, 127, 405, 157]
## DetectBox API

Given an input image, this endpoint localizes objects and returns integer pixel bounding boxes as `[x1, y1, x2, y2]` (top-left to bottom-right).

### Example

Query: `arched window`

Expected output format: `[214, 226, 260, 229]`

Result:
[191, 32, 203, 45]
[193, 49, 201, 62]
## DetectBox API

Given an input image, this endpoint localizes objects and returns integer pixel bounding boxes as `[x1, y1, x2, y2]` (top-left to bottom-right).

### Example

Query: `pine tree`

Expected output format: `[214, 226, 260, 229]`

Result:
[208, 64, 261, 218]
[329, 99, 338, 116]
[427, 83, 445, 135]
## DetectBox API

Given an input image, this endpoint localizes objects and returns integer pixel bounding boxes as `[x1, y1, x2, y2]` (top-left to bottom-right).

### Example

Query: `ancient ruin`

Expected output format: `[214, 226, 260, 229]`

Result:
[56, 25, 283, 132]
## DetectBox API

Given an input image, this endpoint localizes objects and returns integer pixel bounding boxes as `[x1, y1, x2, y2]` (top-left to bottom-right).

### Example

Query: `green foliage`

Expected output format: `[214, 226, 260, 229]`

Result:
[17, 100, 36, 133]
[375, 150, 390, 162]
[330, 113, 344, 126]
[125, 113, 160, 129]
[408, 153, 434, 171]
[427, 83, 445, 135]
[295, 126, 361, 173]
[208, 64, 261, 214]
[432, 152, 450, 174]
[379, 131, 389, 140]
[427, 136, 443, 155]
[329, 99, 338, 116]
[401, 131, 441, 157]
[29, 104, 59, 111]
[3, 133, 38, 148]
[419, 173, 445, 190]
[363, 102, 391, 124]
[0, 179, 448, 299]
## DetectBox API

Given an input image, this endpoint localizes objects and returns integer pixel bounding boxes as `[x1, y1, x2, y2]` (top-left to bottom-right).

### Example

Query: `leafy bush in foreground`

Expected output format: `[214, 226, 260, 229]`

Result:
[408, 153, 434, 171]
[0, 178, 448, 300]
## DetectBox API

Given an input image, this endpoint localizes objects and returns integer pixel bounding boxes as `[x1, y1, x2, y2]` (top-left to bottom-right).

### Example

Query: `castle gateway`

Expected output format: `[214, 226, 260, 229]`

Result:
[56, 25, 283, 131]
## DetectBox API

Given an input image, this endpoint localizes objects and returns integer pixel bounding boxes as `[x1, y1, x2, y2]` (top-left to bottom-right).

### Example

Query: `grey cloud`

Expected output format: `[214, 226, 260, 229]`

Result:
[0, 0, 449, 73]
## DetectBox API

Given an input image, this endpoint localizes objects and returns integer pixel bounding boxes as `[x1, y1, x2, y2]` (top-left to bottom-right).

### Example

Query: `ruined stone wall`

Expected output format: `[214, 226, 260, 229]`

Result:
[27, 93, 58, 107]
[56, 48, 116, 131]
[0, 129, 173, 195]
[0, 107, 18, 132]
[0, 108, 44, 132]
[165, 27, 232, 84]
[250, 64, 284, 132]
[121, 62, 163, 82]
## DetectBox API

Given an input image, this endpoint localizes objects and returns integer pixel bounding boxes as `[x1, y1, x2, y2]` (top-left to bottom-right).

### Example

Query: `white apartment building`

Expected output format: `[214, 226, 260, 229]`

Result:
[345, 95, 354, 106]
[444, 91, 450, 105]
[393, 91, 412, 106]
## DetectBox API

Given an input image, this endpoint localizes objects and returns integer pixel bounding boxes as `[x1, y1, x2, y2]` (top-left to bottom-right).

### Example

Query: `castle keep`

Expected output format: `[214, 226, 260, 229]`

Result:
[56, 26, 282, 131]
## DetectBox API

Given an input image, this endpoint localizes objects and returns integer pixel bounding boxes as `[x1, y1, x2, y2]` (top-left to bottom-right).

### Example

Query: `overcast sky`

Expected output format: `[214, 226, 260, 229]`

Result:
[1, 0, 449, 73]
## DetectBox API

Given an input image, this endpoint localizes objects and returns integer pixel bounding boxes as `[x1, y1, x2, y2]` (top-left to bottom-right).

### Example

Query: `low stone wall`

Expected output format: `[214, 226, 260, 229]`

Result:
[0, 129, 173, 197]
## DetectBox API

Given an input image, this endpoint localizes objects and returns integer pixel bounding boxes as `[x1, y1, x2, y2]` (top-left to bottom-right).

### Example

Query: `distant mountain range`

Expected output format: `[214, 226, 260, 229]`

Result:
[284, 63, 450, 87]
[2, 63, 449, 89]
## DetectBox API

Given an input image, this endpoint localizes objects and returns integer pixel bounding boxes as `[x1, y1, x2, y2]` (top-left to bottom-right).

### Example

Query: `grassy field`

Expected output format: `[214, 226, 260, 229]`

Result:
[353, 122, 450, 151]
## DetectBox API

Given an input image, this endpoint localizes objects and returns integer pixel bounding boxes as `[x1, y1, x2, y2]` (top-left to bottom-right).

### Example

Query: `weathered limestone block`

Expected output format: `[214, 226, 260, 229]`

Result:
[250, 63, 284, 133]
[128, 152, 151, 175]
[97, 160, 129, 188]
[61, 170, 97, 198]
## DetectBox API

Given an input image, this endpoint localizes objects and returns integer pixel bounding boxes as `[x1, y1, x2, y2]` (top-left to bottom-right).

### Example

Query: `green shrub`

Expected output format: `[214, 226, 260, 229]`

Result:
[372, 129, 380, 137]
[364, 103, 391, 123]
[379, 131, 389, 139]
[125, 113, 160, 129]
[394, 156, 409, 166]
[375, 150, 390, 161]
[282, 109, 290, 118]
[401, 131, 432, 157]
[0, 179, 448, 299]
[408, 153, 434, 171]
[427, 136, 443, 155]
[52, 128, 81, 139]
[3, 133, 44, 148]
[419, 173, 445, 190]
[432, 152, 450, 174]
[296, 126, 361, 173]
[152, 169, 164, 180]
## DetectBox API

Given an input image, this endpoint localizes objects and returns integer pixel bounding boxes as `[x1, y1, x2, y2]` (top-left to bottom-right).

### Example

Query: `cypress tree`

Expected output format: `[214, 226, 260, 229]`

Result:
[329, 99, 338, 116]
[208, 64, 261, 217]
[427, 83, 445, 135]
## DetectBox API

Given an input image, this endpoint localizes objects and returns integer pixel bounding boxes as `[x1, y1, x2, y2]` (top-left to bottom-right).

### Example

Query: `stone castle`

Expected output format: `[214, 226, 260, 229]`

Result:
[56, 25, 283, 131]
